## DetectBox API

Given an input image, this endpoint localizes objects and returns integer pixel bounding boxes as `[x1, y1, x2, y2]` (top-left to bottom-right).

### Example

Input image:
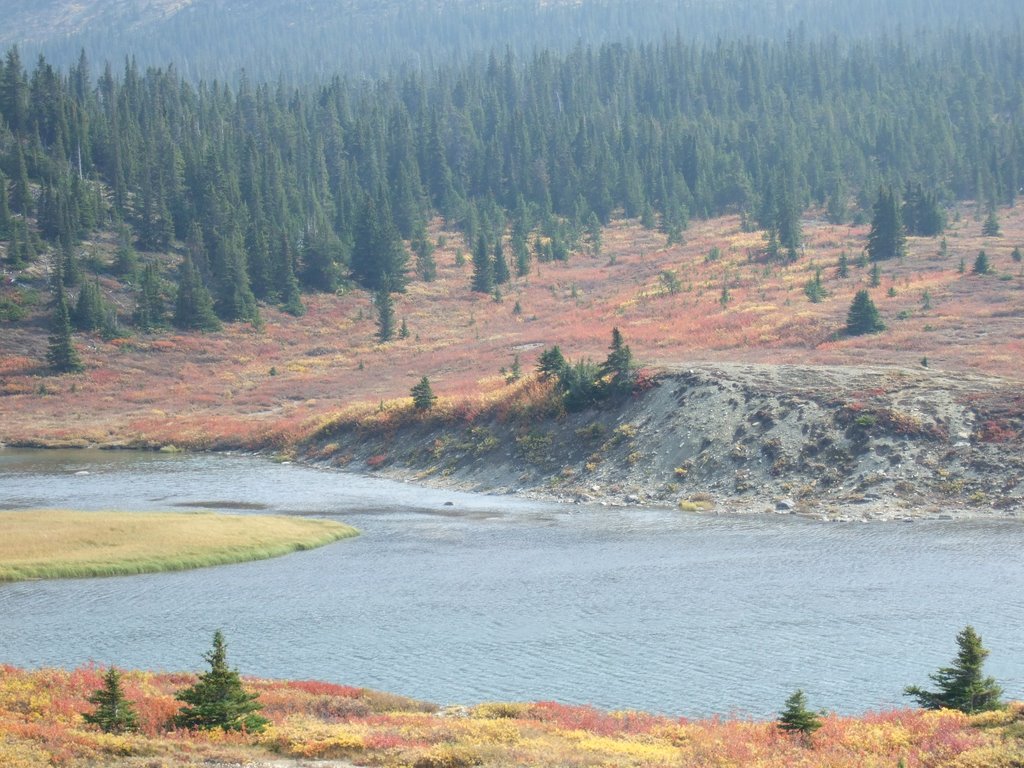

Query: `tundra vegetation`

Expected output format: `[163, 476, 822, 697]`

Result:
[0, 663, 1021, 768]
[3, 26, 1024, 448]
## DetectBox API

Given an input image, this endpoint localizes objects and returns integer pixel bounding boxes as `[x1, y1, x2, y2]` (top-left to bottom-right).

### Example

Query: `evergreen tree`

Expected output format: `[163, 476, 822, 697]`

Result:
[375, 283, 395, 342]
[47, 285, 84, 373]
[537, 345, 568, 379]
[559, 357, 602, 412]
[73, 278, 106, 331]
[83, 668, 139, 734]
[280, 269, 306, 316]
[845, 290, 885, 335]
[982, 209, 1001, 237]
[10, 143, 32, 216]
[211, 227, 259, 323]
[777, 689, 823, 740]
[350, 194, 408, 291]
[134, 262, 165, 331]
[867, 187, 906, 261]
[113, 227, 139, 277]
[972, 250, 991, 275]
[492, 237, 510, 285]
[902, 182, 945, 236]
[804, 267, 827, 303]
[514, 233, 531, 277]
[60, 242, 82, 287]
[905, 626, 1003, 714]
[598, 327, 636, 396]
[411, 376, 437, 410]
[836, 251, 849, 278]
[471, 234, 494, 293]
[274, 233, 305, 316]
[0, 170, 10, 239]
[174, 630, 268, 732]
[300, 229, 345, 292]
[173, 255, 221, 332]
[412, 228, 437, 282]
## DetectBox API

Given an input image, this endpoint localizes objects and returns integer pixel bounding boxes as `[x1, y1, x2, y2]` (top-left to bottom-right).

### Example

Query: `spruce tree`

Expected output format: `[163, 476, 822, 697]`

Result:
[867, 187, 906, 262]
[537, 345, 568, 379]
[982, 209, 1001, 237]
[972, 250, 991, 275]
[0, 170, 10, 239]
[47, 285, 84, 373]
[375, 284, 395, 342]
[902, 182, 945, 236]
[174, 630, 268, 732]
[777, 689, 823, 740]
[411, 376, 437, 410]
[113, 227, 139, 277]
[83, 668, 139, 734]
[173, 255, 221, 332]
[492, 237, 510, 285]
[73, 279, 105, 331]
[471, 234, 494, 293]
[905, 626, 1003, 713]
[413, 228, 437, 282]
[804, 267, 827, 303]
[845, 290, 885, 335]
[599, 327, 636, 396]
[11, 143, 32, 216]
[134, 262, 165, 331]
[274, 233, 305, 316]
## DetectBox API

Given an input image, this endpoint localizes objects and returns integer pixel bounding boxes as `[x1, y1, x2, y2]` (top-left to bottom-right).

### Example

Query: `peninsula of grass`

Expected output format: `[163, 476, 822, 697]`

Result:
[0, 509, 358, 582]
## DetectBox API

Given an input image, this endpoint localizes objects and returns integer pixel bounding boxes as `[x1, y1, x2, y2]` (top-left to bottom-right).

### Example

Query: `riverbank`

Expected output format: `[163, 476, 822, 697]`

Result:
[0, 509, 357, 581]
[1, 664, 1021, 768]
[304, 363, 1024, 523]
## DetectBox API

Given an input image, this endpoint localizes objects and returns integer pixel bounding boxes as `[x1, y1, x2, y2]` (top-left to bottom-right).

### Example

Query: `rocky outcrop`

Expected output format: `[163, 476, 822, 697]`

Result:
[305, 363, 1024, 521]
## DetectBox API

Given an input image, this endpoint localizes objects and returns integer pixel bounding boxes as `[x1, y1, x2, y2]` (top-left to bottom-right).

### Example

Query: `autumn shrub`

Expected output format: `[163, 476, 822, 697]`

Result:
[471, 702, 531, 719]
[413, 744, 484, 768]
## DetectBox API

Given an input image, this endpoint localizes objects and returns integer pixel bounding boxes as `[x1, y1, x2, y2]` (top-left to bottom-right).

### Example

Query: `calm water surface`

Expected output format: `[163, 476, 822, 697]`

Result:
[1, 448, 1021, 717]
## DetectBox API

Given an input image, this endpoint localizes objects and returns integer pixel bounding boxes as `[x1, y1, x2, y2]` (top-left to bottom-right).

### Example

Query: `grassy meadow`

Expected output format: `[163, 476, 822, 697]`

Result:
[0, 664, 1022, 768]
[0, 509, 357, 581]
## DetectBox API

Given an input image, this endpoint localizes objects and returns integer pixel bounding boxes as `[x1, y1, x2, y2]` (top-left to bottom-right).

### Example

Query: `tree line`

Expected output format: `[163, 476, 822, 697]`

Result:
[2, 28, 1023, 360]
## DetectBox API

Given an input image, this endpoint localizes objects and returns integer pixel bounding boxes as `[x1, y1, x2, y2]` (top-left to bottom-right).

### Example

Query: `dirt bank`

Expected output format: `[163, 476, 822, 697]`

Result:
[304, 363, 1024, 522]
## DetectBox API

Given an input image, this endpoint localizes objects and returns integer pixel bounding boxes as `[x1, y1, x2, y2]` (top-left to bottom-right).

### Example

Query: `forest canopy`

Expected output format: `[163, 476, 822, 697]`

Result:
[2, 27, 1022, 329]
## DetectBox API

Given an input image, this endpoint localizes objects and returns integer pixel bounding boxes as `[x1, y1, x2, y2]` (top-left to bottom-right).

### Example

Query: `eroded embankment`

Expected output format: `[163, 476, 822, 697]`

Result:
[304, 363, 1024, 521]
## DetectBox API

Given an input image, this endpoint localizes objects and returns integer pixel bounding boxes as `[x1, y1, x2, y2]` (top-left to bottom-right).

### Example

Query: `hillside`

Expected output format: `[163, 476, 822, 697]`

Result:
[305, 361, 1024, 522]
[3, 206, 1024, 518]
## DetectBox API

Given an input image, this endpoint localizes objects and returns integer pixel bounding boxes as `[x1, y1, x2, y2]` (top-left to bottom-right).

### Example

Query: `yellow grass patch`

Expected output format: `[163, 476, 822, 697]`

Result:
[0, 509, 357, 581]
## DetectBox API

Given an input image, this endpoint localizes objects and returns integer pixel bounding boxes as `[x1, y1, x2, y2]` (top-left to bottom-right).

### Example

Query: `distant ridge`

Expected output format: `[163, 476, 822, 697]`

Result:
[8, 0, 1022, 82]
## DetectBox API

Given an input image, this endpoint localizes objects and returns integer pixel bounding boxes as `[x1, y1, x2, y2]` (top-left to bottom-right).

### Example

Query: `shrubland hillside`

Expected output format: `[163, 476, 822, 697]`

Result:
[2, 204, 1023, 519]
[2, 205, 1023, 449]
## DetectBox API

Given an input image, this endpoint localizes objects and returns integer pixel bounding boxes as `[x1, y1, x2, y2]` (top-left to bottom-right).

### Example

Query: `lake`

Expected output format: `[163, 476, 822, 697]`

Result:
[1, 447, 1021, 717]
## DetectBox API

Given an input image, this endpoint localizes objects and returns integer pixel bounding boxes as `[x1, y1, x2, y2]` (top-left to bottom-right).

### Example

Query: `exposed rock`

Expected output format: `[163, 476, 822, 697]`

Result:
[305, 363, 1024, 522]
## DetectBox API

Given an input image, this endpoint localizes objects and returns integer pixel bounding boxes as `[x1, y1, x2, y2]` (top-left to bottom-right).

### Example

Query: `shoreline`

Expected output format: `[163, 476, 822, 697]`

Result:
[3, 438, 1021, 526]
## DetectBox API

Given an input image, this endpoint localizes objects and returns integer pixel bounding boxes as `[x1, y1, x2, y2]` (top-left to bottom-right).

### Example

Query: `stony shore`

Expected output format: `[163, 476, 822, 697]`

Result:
[305, 363, 1024, 524]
